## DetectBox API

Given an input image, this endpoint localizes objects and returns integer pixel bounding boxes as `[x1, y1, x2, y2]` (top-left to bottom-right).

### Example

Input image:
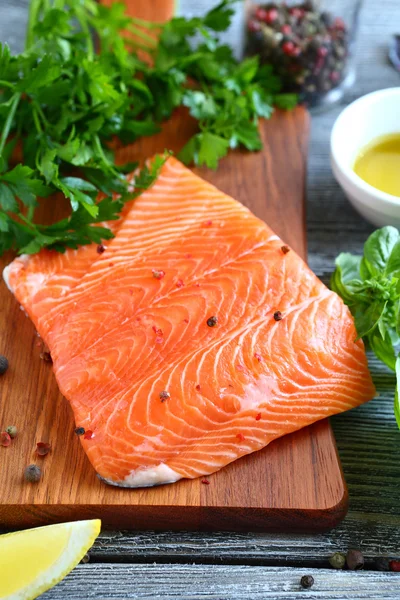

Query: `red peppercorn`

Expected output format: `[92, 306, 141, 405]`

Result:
[36, 442, 51, 457]
[176, 279, 184, 288]
[334, 17, 346, 31]
[265, 8, 278, 24]
[282, 41, 299, 57]
[256, 413, 262, 421]
[390, 560, 400, 572]
[281, 24, 292, 36]
[203, 220, 213, 227]
[254, 352, 263, 362]
[0, 432, 11, 447]
[201, 478, 210, 485]
[152, 269, 165, 280]
[248, 19, 261, 33]
[255, 7, 268, 22]
[236, 433, 245, 442]
[195, 384, 201, 392]
[84, 430, 94, 440]
[290, 7, 304, 19]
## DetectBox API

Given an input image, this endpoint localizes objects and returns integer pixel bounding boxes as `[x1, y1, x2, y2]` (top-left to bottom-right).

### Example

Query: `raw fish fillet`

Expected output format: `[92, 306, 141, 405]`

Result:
[3, 157, 375, 487]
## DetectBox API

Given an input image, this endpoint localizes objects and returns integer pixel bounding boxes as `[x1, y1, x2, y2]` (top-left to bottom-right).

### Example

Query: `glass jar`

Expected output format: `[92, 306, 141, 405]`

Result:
[246, 1, 364, 111]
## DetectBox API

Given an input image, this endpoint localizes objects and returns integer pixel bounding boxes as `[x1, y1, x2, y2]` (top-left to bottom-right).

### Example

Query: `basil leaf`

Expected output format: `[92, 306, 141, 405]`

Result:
[355, 302, 387, 339]
[394, 357, 400, 429]
[369, 331, 397, 371]
[363, 226, 400, 275]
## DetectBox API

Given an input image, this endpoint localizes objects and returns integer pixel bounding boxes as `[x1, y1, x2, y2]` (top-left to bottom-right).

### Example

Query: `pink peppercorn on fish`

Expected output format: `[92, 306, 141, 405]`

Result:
[3, 157, 375, 487]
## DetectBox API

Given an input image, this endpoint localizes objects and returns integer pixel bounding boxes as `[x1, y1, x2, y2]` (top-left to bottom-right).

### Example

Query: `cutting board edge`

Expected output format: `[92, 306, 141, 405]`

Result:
[0, 485, 348, 533]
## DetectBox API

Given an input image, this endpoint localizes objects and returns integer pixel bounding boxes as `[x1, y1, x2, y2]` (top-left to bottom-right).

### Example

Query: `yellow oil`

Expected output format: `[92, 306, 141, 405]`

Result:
[353, 133, 400, 197]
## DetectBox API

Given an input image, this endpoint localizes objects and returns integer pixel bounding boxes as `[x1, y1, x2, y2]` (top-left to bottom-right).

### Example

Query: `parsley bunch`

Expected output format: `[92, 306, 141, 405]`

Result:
[331, 226, 400, 427]
[0, 0, 296, 256]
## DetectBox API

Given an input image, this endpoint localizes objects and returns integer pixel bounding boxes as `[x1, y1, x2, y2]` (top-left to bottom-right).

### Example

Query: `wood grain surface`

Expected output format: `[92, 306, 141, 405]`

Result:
[41, 564, 400, 600]
[0, 106, 349, 533]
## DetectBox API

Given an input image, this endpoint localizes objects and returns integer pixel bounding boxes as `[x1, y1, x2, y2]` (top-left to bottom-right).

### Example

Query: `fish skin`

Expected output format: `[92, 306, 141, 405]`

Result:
[3, 157, 376, 487]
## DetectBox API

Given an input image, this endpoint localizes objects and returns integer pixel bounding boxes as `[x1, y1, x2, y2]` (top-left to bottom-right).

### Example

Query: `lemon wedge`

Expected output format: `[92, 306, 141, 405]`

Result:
[0, 519, 101, 600]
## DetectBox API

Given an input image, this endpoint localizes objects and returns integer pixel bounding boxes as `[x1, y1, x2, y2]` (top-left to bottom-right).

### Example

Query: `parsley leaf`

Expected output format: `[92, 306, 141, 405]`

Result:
[0, 0, 296, 256]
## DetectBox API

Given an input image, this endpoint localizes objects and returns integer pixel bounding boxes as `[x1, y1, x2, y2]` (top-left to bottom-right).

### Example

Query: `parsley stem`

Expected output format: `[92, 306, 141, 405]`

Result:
[32, 108, 43, 135]
[0, 80, 14, 89]
[131, 17, 163, 30]
[26, 0, 43, 50]
[0, 93, 21, 156]
[127, 25, 157, 48]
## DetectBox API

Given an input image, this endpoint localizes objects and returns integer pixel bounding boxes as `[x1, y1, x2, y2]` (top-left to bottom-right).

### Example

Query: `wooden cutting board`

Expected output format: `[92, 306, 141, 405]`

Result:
[0, 106, 348, 532]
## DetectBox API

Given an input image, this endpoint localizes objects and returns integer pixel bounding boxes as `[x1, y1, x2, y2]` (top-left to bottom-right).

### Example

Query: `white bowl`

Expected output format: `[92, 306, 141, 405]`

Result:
[330, 88, 400, 228]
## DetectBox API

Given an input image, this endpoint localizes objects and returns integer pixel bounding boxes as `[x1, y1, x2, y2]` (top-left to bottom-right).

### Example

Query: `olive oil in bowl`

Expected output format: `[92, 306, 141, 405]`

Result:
[354, 133, 400, 198]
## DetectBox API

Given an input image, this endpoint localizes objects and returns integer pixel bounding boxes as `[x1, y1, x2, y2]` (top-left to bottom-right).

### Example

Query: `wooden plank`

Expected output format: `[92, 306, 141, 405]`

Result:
[1, 108, 350, 534]
[40, 565, 400, 599]
[89, 513, 400, 567]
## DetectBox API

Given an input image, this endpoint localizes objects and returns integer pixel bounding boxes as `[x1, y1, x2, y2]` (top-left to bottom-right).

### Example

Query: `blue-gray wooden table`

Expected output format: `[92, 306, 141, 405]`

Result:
[1, 1, 399, 598]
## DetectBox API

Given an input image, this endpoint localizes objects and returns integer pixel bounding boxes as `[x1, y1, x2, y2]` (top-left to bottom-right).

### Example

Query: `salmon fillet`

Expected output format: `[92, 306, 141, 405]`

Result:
[3, 157, 375, 487]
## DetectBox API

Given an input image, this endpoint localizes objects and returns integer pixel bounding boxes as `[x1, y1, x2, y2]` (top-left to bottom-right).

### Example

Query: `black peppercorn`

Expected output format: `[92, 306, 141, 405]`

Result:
[346, 549, 364, 570]
[300, 575, 314, 589]
[207, 316, 218, 327]
[329, 552, 346, 569]
[374, 557, 390, 571]
[75, 427, 86, 436]
[24, 464, 42, 483]
[273, 311, 283, 321]
[0, 355, 9, 375]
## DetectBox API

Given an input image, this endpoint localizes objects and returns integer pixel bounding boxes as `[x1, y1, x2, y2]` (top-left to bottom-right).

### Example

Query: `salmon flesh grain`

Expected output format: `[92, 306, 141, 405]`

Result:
[3, 158, 375, 487]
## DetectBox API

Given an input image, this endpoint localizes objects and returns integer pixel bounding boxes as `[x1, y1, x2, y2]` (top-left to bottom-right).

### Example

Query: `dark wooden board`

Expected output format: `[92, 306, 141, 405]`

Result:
[0, 106, 348, 532]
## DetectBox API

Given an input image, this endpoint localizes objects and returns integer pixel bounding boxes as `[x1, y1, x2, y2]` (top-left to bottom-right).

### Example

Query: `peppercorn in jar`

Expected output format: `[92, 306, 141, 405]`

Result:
[246, 1, 364, 110]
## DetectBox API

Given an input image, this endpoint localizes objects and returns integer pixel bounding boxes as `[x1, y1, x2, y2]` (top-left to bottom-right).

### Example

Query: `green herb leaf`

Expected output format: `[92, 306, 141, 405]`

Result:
[394, 356, 400, 428]
[332, 226, 400, 428]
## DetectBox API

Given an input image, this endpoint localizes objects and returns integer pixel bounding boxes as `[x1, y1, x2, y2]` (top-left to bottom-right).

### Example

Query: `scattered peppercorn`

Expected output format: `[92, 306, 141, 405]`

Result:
[195, 384, 201, 392]
[36, 442, 51, 456]
[176, 279, 184, 288]
[152, 269, 165, 280]
[5, 425, 17, 439]
[273, 311, 283, 321]
[84, 430, 94, 440]
[374, 557, 391, 571]
[24, 464, 41, 483]
[254, 352, 263, 362]
[0, 355, 9, 375]
[246, 2, 350, 108]
[281, 245, 290, 254]
[0, 432, 11, 447]
[201, 479, 210, 485]
[81, 553, 90, 564]
[256, 413, 262, 421]
[40, 351, 52, 363]
[207, 316, 218, 327]
[236, 433, 245, 442]
[300, 575, 314, 589]
[75, 427, 85, 436]
[159, 390, 170, 402]
[97, 244, 106, 254]
[329, 552, 346, 570]
[390, 560, 400, 572]
[346, 549, 364, 571]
